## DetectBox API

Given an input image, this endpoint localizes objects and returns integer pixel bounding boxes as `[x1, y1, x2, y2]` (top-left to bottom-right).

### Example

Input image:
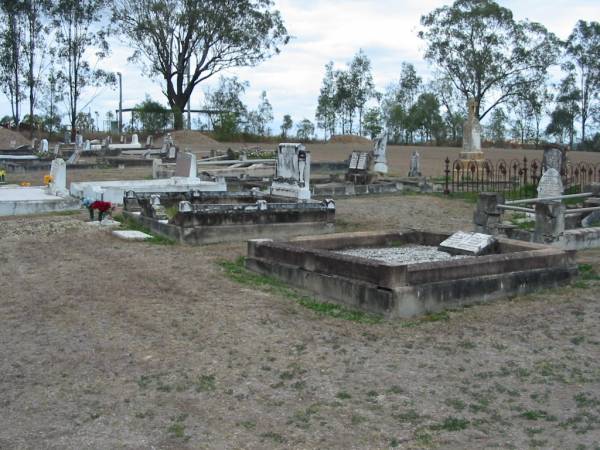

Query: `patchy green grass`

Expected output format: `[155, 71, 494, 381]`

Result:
[194, 374, 216, 392]
[578, 264, 600, 281]
[218, 257, 382, 324]
[112, 214, 175, 245]
[430, 417, 470, 431]
[401, 310, 450, 328]
[260, 431, 287, 443]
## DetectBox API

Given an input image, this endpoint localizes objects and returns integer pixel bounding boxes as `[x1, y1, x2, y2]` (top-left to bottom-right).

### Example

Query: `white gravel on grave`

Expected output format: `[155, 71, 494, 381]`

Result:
[335, 244, 471, 264]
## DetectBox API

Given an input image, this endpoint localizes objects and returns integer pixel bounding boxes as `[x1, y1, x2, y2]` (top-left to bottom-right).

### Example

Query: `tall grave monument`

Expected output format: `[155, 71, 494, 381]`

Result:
[459, 99, 485, 166]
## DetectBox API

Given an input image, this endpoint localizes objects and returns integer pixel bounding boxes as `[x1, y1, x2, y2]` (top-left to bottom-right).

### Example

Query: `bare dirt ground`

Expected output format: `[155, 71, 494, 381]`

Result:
[1, 194, 599, 450]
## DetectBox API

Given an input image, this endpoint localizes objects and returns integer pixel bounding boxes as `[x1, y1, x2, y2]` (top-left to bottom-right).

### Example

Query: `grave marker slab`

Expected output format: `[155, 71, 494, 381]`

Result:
[439, 231, 496, 256]
[537, 168, 563, 201]
[174, 152, 197, 178]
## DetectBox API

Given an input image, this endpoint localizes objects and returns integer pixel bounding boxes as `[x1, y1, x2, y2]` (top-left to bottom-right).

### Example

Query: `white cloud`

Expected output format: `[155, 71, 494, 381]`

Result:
[0, 0, 597, 131]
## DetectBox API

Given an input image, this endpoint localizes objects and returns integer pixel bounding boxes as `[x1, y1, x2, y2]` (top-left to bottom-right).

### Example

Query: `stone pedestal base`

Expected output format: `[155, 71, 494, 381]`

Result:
[457, 151, 486, 169]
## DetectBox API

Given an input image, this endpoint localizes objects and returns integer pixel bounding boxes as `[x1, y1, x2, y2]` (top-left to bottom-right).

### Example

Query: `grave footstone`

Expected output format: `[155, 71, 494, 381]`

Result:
[438, 231, 496, 256]
[537, 168, 563, 201]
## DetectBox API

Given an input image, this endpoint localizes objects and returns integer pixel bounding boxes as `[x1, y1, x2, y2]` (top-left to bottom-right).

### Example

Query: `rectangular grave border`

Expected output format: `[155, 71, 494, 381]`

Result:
[246, 230, 578, 318]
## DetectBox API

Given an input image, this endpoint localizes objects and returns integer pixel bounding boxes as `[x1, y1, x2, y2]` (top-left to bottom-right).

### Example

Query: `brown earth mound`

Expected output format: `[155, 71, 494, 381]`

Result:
[156, 130, 219, 150]
[0, 128, 29, 149]
[328, 134, 371, 144]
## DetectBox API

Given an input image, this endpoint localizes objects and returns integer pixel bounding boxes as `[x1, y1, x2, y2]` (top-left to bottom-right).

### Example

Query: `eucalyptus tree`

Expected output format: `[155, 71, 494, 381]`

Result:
[566, 20, 600, 142]
[0, 1, 24, 127]
[53, 0, 114, 140]
[22, 0, 51, 136]
[113, 0, 289, 130]
[419, 0, 560, 120]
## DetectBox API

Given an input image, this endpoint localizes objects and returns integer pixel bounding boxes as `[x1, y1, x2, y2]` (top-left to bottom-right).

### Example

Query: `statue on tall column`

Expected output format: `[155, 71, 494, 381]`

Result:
[372, 130, 388, 174]
[458, 98, 485, 164]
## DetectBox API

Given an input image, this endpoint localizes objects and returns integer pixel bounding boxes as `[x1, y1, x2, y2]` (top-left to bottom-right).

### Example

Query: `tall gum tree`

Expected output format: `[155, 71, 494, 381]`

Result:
[566, 20, 600, 143]
[419, 0, 560, 121]
[53, 0, 114, 141]
[113, 0, 289, 130]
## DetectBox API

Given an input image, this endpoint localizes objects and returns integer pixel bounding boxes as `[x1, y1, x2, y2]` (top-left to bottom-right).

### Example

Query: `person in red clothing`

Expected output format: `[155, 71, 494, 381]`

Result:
[89, 200, 113, 221]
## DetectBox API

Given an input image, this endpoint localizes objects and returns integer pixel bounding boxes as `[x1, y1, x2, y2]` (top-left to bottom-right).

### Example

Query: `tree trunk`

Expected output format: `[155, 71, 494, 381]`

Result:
[172, 104, 184, 130]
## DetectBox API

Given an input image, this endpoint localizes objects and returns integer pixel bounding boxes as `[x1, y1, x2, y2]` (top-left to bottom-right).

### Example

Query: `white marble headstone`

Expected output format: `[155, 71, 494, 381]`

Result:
[48, 158, 67, 196]
[40, 139, 49, 153]
[131, 134, 139, 145]
[439, 231, 496, 256]
[537, 168, 563, 201]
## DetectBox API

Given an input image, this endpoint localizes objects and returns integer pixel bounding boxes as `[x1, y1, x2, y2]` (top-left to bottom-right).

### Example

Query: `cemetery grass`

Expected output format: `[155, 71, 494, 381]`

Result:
[1, 194, 600, 449]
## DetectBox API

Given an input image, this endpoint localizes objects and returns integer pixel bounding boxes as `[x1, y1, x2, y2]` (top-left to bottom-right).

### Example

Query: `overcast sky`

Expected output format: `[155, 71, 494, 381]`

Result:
[1, 0, 598, 133]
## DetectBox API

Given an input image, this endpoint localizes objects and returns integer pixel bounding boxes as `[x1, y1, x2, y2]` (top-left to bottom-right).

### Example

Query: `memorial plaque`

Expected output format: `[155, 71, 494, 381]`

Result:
[438, 231, 496, 256]
[537, 168, 563, 201]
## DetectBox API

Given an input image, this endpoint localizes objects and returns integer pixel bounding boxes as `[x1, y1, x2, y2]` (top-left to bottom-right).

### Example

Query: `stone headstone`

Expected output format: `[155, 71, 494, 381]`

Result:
[75, 133, 83, 148]
[32, 138, 38, 151]
[39, 139, 49, 153]
[537, 168, 563, 201]
[64, 131, 70, 144]
[349, 151, 359, 169]
[83, 140, 91, 151]
[131, 134, 139, 145]
[150, 194, 161, 206]
[408, 150, 421, 177]
[48, 158, 67, 196]
[179, 201, 193, 212]
[174, 152, 197, 178]
[146, 135, 153, 147]
[439, 231, 496, 256]
[276, 143, 301, 180]
[271, 143, 311, 200]
[53, 144, 60, 155]
[372, 130, 388, 174]
[542, 147, 566, 174]
[168, 146, 177, 159]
